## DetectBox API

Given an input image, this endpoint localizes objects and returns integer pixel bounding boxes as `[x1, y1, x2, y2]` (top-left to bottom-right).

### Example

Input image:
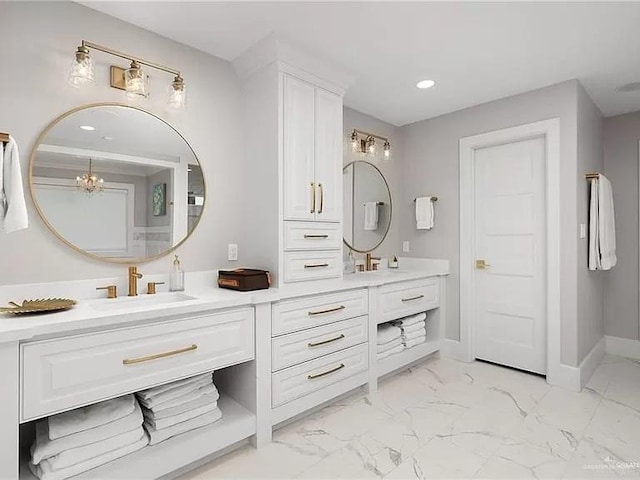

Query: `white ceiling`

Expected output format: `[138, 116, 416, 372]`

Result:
[83, 2, 640, 126]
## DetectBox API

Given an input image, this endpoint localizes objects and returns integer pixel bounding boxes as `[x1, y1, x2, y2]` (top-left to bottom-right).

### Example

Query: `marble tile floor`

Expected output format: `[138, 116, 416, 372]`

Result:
[181, 355, 640, 479]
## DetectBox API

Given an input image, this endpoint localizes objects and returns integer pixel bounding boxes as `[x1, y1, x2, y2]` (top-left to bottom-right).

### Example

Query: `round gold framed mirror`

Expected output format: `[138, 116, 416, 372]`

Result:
[343, 160, 392, 253]
[29, 103, 205, 264]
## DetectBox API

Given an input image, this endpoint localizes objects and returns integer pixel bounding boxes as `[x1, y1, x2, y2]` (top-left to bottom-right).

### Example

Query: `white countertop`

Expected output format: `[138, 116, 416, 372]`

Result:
[0, 258, 448, 343]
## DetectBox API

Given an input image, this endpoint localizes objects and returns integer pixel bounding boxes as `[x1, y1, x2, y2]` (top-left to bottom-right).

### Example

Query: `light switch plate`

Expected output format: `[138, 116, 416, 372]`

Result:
[228, 244, 238, 261]
[580, 224, 587, 239]
[402, 241, 410, 252]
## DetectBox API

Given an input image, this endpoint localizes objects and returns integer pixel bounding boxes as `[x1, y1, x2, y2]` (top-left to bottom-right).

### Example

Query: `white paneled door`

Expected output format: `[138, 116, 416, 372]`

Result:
[473, 137, 547, 374]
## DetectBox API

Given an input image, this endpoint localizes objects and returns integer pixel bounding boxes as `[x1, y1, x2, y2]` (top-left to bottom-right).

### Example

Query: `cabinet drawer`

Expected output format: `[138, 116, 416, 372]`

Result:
[284, 221, 341, 251]
[21, 308, 254, 421]
[272, 343, 368, 408]
[379, 278, 440, 323]
[273, 289, 368, 336]
[272, 315, 368, 371]
[283, 251, 342, 283]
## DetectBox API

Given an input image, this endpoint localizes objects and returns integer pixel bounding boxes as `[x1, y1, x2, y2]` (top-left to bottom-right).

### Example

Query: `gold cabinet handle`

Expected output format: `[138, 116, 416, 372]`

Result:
[307, 363, 345, 380]
[308, 305, 346, 316]
[122, 344, 197, 365]
[308, 333, 345, 348]
[310, 182, 316, 213]
[401, 294, 425, 302]
[304, 263, 329, 269]
[318, 183, 324, 214]
[303, 234, 329, 239]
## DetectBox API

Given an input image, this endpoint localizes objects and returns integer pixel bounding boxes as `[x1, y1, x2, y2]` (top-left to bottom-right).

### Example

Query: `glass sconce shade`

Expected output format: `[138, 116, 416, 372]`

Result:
[125, 61, 149, 99]
[68, 46, 95, 87]
[366, 136, 376, 154]
[384, 140, 391, 159]
[167, 75, 187, 109]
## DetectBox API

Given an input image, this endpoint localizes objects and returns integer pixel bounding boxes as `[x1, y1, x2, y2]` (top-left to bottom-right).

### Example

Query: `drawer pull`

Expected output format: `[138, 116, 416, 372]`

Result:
[303, 234, 329, 239]
[401, 294, 425, 302]
[304, 263, 329, 269]
[308, 333, 345, 348]
[307, 363, 345, 380]
[122, 344, 198, 365]
[308, 305, 346, 316]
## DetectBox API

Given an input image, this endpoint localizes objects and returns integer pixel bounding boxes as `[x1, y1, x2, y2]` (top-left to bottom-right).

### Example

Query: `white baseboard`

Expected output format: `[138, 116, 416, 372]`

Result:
[441, 339, 471, 362]
[547, 363, 581, 392]
[606, 335, 640, 360]
[579, 336, 606, 387]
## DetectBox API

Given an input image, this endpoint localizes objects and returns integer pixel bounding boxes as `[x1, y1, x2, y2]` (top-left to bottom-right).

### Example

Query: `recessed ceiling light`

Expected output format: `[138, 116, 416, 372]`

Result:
[416, 80, 436, 89]
[79, 125, 95, 131]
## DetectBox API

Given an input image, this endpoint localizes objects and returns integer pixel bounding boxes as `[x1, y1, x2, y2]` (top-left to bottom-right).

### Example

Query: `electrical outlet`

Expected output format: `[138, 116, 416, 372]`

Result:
[403, 241, 410, 252]
[580, 223, 587, 239]
[228, 244, 238, 261]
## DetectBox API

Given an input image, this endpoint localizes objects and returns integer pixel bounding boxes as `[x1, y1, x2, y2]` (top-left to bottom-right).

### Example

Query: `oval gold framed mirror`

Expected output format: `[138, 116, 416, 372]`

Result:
[343, 160, 392, 253]
[29, 103, 205, 264]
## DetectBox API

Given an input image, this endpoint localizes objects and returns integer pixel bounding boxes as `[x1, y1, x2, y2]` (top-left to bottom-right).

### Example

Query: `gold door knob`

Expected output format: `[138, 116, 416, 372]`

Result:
[475, 259, 491, 270]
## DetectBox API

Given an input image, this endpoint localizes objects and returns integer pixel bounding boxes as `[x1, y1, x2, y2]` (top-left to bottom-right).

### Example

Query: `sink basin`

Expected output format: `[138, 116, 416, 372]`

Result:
[90, 292, 197, 312]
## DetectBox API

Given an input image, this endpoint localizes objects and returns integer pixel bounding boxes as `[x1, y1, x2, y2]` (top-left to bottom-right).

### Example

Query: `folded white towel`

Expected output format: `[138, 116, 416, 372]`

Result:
[377, 336, 403, 354]
[377, 323, 402, 345]
[403, 327, 427, 341]
[153, 389, 219, 419]
[415, 196, 434, 230]
[364, 202, 379, 231]
[41, 427, 144, 472]
[144, 400, 218, 430]
[137, 377, 214, 410]
[399, 321, 426, 335]
[378, 344, 404, 360]
[136, 372, 212, 401]
[0, 137, 29, 233]
[47, 394, 136, 441]
[145, 408, 222, 446]
[29, 433, 148, 480]
[394, 312, 427, 328]
[404, 335, 427, 349]
[31, 401, 144, 465]
[151, 384, 218, 413]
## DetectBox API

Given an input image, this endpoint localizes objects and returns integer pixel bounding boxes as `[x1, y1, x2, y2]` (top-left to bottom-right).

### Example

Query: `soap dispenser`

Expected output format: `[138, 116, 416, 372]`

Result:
[170, 255, 185, 292]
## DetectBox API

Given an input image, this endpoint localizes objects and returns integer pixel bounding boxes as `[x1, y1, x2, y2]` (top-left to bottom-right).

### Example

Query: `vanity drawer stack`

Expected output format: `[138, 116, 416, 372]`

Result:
[282, 222, 342, 282]
[271, 289, 369, 411]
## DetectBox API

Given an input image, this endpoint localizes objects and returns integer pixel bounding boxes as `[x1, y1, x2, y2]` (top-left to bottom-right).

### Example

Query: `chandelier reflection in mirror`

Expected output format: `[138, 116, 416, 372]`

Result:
[68, 41, 186, 110]
[350, 129, 392, 160]
[76, 158, 104, 194]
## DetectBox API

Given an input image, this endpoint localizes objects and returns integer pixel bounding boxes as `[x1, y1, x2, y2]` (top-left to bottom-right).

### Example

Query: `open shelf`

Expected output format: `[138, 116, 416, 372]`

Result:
[376, 339, 440, 378]
[21, 395, 255, 480]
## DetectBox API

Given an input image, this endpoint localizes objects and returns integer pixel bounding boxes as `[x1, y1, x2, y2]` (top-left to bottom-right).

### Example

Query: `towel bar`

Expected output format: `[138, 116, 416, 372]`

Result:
[363, 202, 385, 206]
[413, 196, 438, 202]
[0, 132, 9, 144]
[585, 172, 600, 180]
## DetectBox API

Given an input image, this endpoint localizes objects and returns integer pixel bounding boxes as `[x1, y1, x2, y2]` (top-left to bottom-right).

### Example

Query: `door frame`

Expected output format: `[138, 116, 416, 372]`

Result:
[459, 118, 561, 382]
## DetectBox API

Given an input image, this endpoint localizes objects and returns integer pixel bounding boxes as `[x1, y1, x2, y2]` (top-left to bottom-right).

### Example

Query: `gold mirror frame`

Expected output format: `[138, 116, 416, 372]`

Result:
[29, 102, 206, 265]
[342, 160, 392, 253]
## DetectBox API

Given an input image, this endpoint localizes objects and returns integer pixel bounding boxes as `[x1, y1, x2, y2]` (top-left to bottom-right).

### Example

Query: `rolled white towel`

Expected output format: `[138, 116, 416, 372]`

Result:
[404, 335, 427, 349]
[136, 372, 212, 401]
[39, 427, 144, 472]
[29, 432, 148, 480]
[377, 336, 403, 354]
[152, 389, 219, 419]
[47, 394, 136, 441]
[137, 376, 214, 410]
[403, 327, 427, 342]
[31, 401, 144, 465]
[378, 344, 404, 359]
[144, 401, 218, 430]
[377, 323, 402, 345]
[394, 312, 427, 328]
[399, 321, 426, 336]
[145, 408, 222, 446]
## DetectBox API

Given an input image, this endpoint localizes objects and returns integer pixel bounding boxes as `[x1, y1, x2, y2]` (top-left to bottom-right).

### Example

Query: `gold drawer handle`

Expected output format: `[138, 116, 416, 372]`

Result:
[401, 294, 425, 302]
[308, 333, 345, 348]
[303, 234, 329, 239]
[318, 183, 324, 214]
[310, 182, 316, 214]
[304, 263, 329, 269]
[307, 363, 345, 380]
[308, 305, 346, 316]
[122, 344, 197, 365]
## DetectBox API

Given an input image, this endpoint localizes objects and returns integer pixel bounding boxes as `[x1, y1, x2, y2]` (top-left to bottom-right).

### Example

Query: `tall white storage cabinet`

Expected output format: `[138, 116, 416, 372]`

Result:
[234, 39, 352, 286]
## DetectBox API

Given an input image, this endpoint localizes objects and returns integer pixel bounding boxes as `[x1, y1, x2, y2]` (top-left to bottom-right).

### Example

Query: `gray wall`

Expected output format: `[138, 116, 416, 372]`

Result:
[603, 111, 640, 341]
[576, 84, 605, 361]
[399, 80, 585, 366]
[343, 107, 401, 261]
[0, 2, 244, 284]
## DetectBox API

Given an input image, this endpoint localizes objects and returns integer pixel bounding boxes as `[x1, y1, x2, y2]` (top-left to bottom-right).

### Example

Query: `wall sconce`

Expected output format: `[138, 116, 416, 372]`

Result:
[68, 40, 187, 110]
[350, 129, 391, 159]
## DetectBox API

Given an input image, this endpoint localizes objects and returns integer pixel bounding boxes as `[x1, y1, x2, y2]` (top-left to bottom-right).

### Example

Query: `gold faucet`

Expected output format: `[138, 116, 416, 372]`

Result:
[365, 252, 381, 271]
[128, 266, 143, 296]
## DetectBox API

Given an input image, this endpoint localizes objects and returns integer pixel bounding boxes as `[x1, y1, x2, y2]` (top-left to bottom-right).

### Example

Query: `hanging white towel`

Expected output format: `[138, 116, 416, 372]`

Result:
[588, 175, 617, 271]
[364, 202, 379, 231]
[415, 196, 434, 230]
[0, 137, 29, 233]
